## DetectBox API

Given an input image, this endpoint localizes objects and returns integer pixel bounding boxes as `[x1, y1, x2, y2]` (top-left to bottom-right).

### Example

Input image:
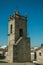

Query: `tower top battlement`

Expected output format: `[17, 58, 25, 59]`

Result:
[9, 11, 27, 21]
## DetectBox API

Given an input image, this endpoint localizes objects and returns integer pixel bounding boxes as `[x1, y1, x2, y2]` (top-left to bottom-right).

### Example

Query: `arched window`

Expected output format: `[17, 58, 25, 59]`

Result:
[19, 29, 23, 36]
[39, 52, 41, 56]
[10, 24, 12, 33]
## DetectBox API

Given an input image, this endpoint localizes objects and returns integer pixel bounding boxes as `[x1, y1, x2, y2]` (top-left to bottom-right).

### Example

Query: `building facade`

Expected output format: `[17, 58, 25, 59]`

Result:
[31, 46, 34, 61]
[36, 45, 43, 64]
[6, 11, 31, 63]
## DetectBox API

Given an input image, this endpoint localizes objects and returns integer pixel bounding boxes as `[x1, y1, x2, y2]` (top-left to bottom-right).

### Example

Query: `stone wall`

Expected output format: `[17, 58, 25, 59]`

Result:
[13, 37, 31, 62]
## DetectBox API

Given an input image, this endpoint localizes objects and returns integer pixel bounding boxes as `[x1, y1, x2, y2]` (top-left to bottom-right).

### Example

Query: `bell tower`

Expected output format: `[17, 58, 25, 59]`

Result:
[8, 11, 27, 44]
[7, 11, 31, 63]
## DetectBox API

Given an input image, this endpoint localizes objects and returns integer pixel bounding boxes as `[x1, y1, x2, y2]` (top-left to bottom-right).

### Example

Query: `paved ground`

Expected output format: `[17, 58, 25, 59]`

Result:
[0, 61, 43, 65]
[0, 59, 43, 65]
[0, 59, 34, 65]
[0, 62, 34, 65]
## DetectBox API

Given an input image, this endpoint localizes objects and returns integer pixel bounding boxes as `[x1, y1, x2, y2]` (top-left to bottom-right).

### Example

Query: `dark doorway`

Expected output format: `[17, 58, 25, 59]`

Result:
[34, 52, 36, 61]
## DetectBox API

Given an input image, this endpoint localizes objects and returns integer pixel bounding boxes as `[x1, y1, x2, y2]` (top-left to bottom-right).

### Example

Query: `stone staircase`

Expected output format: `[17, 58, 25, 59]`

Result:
[15, 37, 23, 45]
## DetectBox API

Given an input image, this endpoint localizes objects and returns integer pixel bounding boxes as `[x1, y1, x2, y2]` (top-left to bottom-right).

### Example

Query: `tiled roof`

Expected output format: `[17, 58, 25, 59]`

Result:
[35, 46, 43, 51]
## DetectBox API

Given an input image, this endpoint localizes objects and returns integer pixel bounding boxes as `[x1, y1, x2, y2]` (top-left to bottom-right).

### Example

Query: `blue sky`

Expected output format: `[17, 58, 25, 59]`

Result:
[0, 0, 43, 47]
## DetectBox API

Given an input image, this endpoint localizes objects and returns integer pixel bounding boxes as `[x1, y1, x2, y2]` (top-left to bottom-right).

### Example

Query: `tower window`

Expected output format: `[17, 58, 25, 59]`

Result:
[19, 29, 23, 36]
[10, 24, 12, 33]
[39, 52, 41, 56]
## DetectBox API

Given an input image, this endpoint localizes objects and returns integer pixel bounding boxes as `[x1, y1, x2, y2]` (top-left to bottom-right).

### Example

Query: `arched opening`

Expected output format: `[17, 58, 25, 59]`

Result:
[10, 24, 12, 33]
[19, 29, 23, 36]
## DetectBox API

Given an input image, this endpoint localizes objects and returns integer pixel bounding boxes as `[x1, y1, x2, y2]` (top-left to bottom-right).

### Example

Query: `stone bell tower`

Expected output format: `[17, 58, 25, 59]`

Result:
[7, 11, 31, 63]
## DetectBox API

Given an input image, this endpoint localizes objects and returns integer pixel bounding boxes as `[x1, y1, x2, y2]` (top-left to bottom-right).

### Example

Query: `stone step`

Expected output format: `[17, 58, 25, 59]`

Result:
[15, 37, 23, 45]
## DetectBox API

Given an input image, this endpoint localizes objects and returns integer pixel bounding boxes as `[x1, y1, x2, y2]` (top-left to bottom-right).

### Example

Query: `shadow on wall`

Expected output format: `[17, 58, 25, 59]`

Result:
[0, 54, 6, 59]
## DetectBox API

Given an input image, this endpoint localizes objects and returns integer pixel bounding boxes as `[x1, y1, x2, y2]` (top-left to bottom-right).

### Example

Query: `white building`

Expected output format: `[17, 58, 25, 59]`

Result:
[36, 45, 43, 64]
